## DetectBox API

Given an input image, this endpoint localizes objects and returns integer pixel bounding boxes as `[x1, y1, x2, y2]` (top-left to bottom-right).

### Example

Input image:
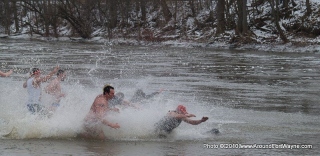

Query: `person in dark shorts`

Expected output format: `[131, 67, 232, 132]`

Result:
[108, 92, 127, 107]
[154, 105, 208, 138]
[109, 91, 145, 111]
[130, 88, 163, 103]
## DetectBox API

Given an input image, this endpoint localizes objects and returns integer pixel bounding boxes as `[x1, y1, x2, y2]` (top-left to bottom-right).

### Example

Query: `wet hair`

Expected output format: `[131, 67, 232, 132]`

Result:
[135, 89, 146, 97]
[31, 68, 40, 75]
[57, 69, 65, 76]
[103, 84, 114, 95]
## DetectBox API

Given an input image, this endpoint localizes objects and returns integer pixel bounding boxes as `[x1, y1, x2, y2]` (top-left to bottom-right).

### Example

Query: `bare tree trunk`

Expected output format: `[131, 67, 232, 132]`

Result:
[205, 0, 211, 9]
[43, 0, 50, 37]
[140, 0, 146, 23]
[159, 0, 172, 22]
[189, 0, 196, 17]
[237, 0, 248, 35]
[174, 0, 177, 25]
[291, 0, 297, 6]
[281, 0, 290, 18]
[12, 0, 19, 33]
[216, 0, 225, 35]
[281, 0, 289, 7]
[4, 0, 11, 35]
[306, 0, 311, 16]
[125, 0, 131, 39]
[269, 0, 289, 43]
[225, 0, 236, 31]
[52, 0, 59, 38]
[242, 0, 248, 34]
[108, 0, 117, 29]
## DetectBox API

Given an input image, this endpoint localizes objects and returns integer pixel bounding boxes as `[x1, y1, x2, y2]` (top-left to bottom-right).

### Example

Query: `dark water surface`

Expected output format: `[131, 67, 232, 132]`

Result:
[0, 39, 319, 155]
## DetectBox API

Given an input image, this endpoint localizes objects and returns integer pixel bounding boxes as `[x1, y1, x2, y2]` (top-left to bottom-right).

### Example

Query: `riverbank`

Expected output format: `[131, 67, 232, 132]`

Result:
[1, 0, 320, 54]
[2, 33, 320, 54]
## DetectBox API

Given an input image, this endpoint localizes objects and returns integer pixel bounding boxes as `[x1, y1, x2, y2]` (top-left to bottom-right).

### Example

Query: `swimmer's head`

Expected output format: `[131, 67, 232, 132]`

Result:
[31, 68, 40, 76]
[176, 105, 188, 114]
[103, 84, 114, 95]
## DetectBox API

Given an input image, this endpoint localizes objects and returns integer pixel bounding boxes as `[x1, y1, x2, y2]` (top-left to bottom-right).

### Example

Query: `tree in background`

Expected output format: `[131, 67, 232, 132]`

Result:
[216, 0, 225, 35]
[269, 0, 289, 43]
[306, 0, 311, 16]
[236, 0, 248, 35]
[57, 0, 96, 39]
[12, 0, 19, 33]
[159, 0, 172, 22]
[0, 0, 11, 35]
[0, 0, 318, 44]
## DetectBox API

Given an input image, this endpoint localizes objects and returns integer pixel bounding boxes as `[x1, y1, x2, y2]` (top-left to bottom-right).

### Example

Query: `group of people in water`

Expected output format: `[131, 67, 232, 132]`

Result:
[2, 66, 209, 140]
[79, 84, 208, 139]
[22, 66, 66, 113]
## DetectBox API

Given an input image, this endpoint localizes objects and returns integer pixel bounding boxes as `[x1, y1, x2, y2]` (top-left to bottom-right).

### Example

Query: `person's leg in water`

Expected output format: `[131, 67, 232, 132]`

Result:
[27, 104, 43, 114]
[81, 123, 107, 140]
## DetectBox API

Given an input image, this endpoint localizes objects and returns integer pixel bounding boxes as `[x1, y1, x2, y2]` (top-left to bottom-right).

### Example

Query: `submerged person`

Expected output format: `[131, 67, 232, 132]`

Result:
[80, 85, 120, 140]
[45, 69, 67, 111]
[108, 92, 139, 111]
[108, 92, 129, 108]
[154, 105, 208, 138]
[130, 88, 164, 103]
[0, 69, 13, 77]
[23, 66, 59, 114]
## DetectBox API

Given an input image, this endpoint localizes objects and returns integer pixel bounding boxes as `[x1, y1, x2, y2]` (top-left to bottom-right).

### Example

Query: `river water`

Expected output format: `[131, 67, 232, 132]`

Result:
[0, 39, 319, 155]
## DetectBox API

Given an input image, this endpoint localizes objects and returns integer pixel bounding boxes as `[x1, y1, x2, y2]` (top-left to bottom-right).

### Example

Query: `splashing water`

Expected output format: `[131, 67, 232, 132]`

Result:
[0, 40, 319, 156]
[0, 77, 217, 141]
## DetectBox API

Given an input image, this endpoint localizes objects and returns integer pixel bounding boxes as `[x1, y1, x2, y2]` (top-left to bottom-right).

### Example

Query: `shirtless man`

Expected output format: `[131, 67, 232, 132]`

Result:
[0, 69, 13, 77]
[23, 66, 59, 113]
[80, 85, 120, 139]
[154, 105, 208, 138]
[45, 69, 66, 111]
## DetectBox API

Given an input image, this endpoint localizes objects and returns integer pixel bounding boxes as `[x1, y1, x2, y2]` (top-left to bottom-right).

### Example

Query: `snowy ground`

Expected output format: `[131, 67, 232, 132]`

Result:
[1, 32, 319, 54]
[1, 0, 320, 53]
